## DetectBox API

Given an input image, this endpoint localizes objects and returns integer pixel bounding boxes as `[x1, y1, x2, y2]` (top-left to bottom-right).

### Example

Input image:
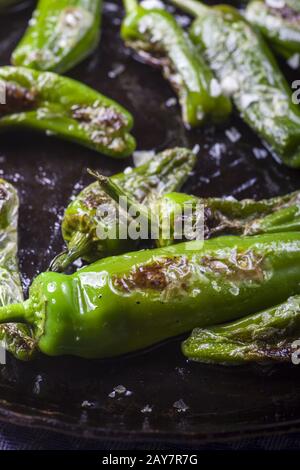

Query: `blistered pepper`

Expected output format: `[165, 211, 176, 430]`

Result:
[1, 233, 300, 358]
[246, 0, 300, 60]
[183, 295, 300, 365]
[0, 179, 35, 361]
[121, 0, 231, 128]
[0, 66, 135, 158]
[95, 173, 300, 246]
[12, 0, 102, 74]
[50, 147, 196, 272]
[173, 0, 300, 168]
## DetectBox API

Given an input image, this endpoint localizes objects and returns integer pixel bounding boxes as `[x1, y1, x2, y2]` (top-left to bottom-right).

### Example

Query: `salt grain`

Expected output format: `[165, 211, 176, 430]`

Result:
[141, 404, 153, 413]
[173, 399, 189, 413]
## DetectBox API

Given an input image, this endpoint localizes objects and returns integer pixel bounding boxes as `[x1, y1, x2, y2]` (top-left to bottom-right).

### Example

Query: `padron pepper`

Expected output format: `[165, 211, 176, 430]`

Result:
[50, 147, 196, 272]
[173, 0, 300, 168]
[121, 0, 231, 128]
[12, 0, 102, 74]
[95, 173, 300, 246]
[0, 179, 35, 361]
[246, 0, 300, 60]
[1, 233, 300, 358]
[183, 295, 300, 365]
[0, 66, 135, 158]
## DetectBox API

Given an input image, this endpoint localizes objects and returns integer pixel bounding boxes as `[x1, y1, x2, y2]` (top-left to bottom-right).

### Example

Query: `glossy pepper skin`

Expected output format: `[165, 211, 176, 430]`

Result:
[183, 295, 300, 365]
[2, 233, 300, 358]
[173, 0, 300, 168]
[246, 0, 300, 59]
[0, 179, 35, 361]
[0, 66, 135, 158]
[0, 0, 23, 11]
[50, 147, 196, 272]
[121, 0, 231, 128]
[12, 0, 102, 74]
[95, 174, 300, 246]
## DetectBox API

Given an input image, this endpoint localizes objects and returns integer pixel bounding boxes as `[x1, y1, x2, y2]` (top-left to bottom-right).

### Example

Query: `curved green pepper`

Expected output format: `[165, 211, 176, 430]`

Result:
[95, 173, 300, 245]
[121, 0, 231, 128]
[51, 147, 196, 272]
[2, 233, 300, 358]
[0, 66, 135, 158]
[183, 295, 300, 365]
[0, 179, 35, 361]
[173, 0, 300, 168]
[246, 0, 300, 59]
[12, 0, 102, 74]
[157, 190, 300, 244]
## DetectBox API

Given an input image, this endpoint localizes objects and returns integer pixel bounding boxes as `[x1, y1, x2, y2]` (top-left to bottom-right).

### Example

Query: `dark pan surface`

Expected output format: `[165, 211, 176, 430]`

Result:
[1, 0, 300, 445]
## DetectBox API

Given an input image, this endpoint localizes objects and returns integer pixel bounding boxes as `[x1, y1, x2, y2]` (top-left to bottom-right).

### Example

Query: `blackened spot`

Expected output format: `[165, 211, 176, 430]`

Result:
[270, 6, 300, 22]
[71, 105, 125, 132]
[0, 83, 37, 116]
[113, 257, 190, 293]
[0, 186, 8, 202]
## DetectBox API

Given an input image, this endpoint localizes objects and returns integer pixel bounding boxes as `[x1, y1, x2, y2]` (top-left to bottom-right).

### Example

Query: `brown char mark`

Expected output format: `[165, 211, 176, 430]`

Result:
[113, 257, 190, 293]
[0, 83, 37, 116]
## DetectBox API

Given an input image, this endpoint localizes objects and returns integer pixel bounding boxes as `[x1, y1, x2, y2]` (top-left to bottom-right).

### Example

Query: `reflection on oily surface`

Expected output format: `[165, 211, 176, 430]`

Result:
[0, 0, 300, 442]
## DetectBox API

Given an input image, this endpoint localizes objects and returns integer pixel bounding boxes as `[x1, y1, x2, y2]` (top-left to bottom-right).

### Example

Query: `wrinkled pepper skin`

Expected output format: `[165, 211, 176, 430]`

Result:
[2, 233, 300, 358]
[173, 0, 300, 168]
[95, 174, 300, 246]
[183, 295, 300, 365]
[12, 0, 102, 74]
[0, 66, 135, 158]
[0, 179, 35, 361]
[246, 0, 300, 59]
[121, 0, 231, 128]
[51, 148, 196, 272]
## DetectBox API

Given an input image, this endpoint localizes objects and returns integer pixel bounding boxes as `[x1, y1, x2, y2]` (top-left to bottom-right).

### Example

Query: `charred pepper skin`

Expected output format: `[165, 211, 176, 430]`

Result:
[0, 0, 23, 11]
[51, 147, 196, 272]
[0, 179, 36, 361]
[183, 295, 300, 365]
[0, 66, 135, 158]
[157, 190, 300, 245]
[12, 0, 102, 74]
[173, 0, 300, 168]
[2, 233, 300, 358]
[246, 0, 300, 59]
[121, 0, 231, 128]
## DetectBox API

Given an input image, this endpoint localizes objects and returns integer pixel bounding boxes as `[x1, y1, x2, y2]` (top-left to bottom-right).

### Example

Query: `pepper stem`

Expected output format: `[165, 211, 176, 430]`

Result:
[49, 232, 92, 272]
[0, 300, 30, 325]
[88, 169, 155, 233]
[123, 0, 138, 14]
[171, 0, 208, 16]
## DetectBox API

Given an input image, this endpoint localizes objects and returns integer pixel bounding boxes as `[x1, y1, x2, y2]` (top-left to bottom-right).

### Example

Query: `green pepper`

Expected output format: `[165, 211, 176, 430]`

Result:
[95, 173, 300, 245]
[121, 0, 231, 128]
[157, 190, 300, 244]
[1, 233, 300, 358]
[0, 66, 135, 158]
[173, 0, 300, 168]
[50, 147, 196, 272]
[245, 0, 300, 59]
[183, 295, 300, 365]
[0, 179, 35, 361]
[0, 0, 23, 11]
[12, 0, 102, 74]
